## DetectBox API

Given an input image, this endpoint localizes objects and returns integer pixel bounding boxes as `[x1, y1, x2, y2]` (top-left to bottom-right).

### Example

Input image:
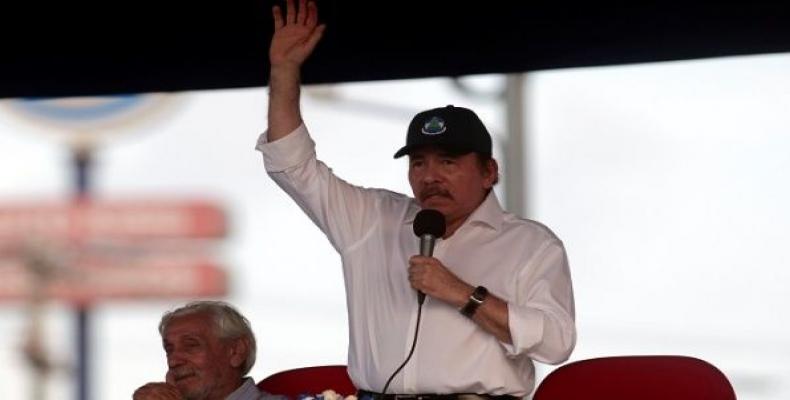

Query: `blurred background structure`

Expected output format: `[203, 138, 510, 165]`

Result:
[2, 54, 789, 399]
[1, 2, 790, 399]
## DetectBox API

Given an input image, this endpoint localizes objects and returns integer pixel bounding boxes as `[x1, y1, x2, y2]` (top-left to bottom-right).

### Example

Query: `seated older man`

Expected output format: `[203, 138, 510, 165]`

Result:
[133, 301, 283, 400]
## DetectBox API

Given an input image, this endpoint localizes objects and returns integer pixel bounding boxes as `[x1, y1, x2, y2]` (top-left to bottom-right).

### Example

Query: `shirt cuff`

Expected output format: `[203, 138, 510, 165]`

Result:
[500, 303, 545, 357]
[255, 123, 316, 172]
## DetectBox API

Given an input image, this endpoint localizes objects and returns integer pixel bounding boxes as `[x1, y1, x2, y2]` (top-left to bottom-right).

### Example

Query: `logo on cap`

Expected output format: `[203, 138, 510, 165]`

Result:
[421, 116, 446, 135]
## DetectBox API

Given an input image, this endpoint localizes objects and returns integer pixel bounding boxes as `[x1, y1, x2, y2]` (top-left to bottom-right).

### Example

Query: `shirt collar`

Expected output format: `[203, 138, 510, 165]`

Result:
[226, 377, 260, 400]
[405, 190, 504, 232]
[465, 190, 504, 231]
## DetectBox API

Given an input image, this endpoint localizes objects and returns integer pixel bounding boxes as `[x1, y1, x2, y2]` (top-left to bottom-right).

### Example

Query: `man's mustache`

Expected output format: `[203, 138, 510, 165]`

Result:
[168, 367, 197, 382]
[420, 186, 452, 202]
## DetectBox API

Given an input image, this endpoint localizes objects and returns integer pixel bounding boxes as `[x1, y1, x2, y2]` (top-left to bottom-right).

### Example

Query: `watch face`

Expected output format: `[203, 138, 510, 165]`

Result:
[461, 286, 488, 318]
[472, 286, 489, 301]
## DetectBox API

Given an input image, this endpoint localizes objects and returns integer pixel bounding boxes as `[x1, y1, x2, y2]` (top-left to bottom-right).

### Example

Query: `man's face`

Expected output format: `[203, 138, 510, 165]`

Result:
[163, 313, 240, 400]
[408, 147, 497, 233]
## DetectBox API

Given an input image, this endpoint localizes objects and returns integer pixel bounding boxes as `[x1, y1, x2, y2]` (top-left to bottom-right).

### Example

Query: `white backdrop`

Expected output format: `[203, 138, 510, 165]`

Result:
[1, 52, 788, 400]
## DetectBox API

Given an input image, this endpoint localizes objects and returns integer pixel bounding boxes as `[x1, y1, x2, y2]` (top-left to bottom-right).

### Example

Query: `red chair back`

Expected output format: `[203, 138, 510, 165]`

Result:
[257, 365, 356, 399]
[533, 356, 736, 400]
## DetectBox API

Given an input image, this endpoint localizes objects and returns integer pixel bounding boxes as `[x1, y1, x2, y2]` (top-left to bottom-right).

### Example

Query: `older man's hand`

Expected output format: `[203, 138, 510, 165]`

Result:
[132, 382, 183, 400]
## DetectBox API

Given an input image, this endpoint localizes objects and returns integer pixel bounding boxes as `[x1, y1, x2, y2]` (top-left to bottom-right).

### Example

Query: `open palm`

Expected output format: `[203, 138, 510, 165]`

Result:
[270, 0, 325, 69]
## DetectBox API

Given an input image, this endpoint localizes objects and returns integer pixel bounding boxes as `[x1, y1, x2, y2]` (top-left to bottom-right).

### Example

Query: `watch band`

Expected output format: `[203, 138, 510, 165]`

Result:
[460, 286, 488, 318]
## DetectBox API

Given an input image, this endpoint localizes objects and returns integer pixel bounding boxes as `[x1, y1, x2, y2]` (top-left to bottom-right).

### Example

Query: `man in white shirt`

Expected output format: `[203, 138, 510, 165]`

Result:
[133, 301, 280, 400]
[259, 0, 576, 397]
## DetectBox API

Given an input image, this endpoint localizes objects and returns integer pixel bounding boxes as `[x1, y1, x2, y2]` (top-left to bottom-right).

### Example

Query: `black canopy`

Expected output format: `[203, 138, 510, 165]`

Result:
[3, 1, 790, 98]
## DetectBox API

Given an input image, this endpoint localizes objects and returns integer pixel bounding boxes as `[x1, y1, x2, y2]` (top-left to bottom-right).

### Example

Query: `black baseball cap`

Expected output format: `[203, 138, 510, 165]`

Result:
[393, 105, 492, 158]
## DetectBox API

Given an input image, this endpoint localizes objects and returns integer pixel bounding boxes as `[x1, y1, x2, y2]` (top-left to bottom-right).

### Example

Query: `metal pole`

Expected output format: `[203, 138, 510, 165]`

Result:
[73, 146, 92, 400]
[24, 243, 53, 400]
[29, 300, 46, 400]
[503, 73, 529, 218]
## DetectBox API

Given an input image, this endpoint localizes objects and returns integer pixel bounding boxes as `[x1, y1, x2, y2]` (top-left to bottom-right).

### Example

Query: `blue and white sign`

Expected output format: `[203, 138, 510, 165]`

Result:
[3, 94, 180, 146]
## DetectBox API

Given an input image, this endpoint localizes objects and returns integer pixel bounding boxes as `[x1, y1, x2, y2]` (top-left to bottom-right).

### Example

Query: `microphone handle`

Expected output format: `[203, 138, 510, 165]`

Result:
[419, 234, 436, 257]
[417, 234, 436, 305]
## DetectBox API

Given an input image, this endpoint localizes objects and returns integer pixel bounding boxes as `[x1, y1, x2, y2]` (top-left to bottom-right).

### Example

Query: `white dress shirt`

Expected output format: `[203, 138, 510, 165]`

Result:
[257, 124, 575, 397]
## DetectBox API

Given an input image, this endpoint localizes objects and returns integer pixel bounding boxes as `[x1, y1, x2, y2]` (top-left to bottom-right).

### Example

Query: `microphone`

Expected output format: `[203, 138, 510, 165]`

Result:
[412, 209, 446, 305]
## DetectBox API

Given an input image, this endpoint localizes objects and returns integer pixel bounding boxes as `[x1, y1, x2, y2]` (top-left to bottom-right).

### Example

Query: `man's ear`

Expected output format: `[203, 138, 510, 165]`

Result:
[483, 158, 499, 189]
[228, 337, 250, 369]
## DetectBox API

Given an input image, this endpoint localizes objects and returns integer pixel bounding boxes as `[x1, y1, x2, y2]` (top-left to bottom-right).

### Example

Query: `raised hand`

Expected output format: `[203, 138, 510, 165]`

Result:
[270, 0, 326, 70]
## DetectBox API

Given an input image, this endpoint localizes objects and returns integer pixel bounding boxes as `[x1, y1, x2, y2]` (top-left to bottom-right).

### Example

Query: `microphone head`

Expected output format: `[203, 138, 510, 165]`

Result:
[413, 209, 446, 238]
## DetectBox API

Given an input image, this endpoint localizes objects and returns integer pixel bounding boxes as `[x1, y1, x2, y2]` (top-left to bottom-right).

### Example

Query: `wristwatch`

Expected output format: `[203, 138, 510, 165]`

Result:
[460, 286, 488, 318]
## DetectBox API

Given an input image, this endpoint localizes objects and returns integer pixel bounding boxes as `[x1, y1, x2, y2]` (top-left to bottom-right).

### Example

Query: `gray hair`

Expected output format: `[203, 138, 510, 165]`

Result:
[159, 300, 257, 375]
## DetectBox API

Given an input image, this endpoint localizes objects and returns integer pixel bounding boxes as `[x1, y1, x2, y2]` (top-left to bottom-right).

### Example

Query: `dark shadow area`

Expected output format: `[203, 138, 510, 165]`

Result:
[2, 1, 790, 98]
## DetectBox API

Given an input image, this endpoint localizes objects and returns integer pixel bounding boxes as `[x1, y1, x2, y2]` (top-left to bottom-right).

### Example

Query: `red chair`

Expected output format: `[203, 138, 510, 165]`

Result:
[533, 355, 736, 400]
[257, 365, 357, 399]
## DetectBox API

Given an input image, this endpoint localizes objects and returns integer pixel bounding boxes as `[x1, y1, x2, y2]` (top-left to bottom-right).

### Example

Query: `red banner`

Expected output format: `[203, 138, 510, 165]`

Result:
[0, 256, 227, 303]
[0, 199, 225, 241]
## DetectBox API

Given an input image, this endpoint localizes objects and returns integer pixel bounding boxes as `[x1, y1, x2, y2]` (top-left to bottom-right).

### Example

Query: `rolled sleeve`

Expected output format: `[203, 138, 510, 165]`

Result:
[255, 123, 315, 173]
[502, 304, 545, 357]
[253, 123, 383, 253]
[500, 239, 576, 364]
